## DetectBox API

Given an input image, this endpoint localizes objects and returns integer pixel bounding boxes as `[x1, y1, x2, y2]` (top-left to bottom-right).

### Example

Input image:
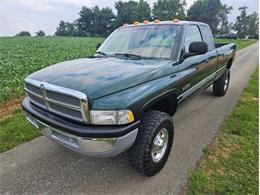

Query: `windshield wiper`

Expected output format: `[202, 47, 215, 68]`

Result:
[95, 51, 107, 56]
[115, 53, 142, 59]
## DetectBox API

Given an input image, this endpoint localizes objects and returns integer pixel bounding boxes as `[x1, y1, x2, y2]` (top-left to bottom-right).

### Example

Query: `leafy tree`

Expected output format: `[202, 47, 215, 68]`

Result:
[16, 31, 31, 36]
[55, 20, 76, 36]
[55, 20, 67, 36]
[135, 0, 152, 21]
[205, 0, 222, 33]
[232, 6, 249, 38]
[91, 6, 115, 36]
[35, 30, 45, 36]
[76, 7, 94, 36]
[233, 6, 259, 39]
[187, 0, 232, 34]
[247, 12, 259, 39]
[115, 1, 138, 26]
[219, 21, 233, 34]
[115, 0, 152, 26]
[215, 3, 233, 34]
[187, 0, 207, 21]
[152, 0, 186, 20]
[76, 6, 115, 36]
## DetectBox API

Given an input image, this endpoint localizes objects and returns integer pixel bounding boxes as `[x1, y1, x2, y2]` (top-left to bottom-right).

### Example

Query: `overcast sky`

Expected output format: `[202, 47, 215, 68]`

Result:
[0, 0, 259, 36]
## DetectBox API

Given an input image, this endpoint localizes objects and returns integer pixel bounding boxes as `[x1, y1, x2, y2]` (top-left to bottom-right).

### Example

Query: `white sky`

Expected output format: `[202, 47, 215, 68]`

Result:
[0, 0, 259, 36]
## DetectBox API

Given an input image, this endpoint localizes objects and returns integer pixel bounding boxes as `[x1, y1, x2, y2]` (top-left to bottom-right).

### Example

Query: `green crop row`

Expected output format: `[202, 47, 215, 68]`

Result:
[0, 36, 104, 103]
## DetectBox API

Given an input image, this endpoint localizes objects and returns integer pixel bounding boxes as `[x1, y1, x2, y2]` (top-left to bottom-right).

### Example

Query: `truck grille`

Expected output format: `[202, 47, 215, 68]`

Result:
[24, 78, 90, 123]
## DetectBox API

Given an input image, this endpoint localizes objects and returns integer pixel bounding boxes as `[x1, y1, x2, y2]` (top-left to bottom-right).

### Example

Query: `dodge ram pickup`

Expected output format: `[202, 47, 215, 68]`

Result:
[22, 20, 236, 176]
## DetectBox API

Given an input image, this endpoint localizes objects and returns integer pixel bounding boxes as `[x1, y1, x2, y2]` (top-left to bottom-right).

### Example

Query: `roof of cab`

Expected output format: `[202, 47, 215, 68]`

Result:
[121, 20, 209, 27]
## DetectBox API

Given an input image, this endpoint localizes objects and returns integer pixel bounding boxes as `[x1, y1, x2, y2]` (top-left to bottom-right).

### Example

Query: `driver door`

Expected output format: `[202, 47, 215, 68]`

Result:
[177, 25, 210, 101]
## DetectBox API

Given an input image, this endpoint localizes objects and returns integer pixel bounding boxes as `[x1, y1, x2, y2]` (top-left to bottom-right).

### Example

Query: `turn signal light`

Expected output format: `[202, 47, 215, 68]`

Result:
[173, 18, 179, 23]
[128, 111, 134, 123]
[143, 20, 149, 24]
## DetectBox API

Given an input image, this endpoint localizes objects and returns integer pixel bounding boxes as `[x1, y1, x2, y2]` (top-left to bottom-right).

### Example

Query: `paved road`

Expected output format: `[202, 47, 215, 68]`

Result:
[0, 43, 258, 195]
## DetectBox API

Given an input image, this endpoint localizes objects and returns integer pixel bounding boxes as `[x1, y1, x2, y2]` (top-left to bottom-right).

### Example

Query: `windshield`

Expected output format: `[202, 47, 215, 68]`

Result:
[97, 24, 182, 59]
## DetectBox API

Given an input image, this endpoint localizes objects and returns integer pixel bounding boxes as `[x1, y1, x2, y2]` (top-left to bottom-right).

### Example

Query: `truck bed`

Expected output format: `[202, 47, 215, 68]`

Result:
[215, 42, 236, 49]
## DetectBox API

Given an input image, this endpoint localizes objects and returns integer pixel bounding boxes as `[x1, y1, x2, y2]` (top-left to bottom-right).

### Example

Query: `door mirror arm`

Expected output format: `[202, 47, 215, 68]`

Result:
[179, 48, 196, 62]
[183, 52, 196, 59]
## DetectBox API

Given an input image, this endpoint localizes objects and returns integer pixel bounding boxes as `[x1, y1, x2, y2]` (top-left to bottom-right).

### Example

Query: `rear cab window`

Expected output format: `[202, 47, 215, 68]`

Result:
[200, 25, 215, 50]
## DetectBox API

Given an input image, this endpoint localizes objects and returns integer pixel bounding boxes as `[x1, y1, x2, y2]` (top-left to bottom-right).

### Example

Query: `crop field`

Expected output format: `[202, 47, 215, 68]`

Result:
[0, 37, 256, 105]
[0, 37, 104, 104]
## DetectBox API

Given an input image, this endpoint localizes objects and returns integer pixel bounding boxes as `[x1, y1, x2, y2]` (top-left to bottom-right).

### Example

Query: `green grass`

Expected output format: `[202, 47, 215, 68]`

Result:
[215, 38, 257, 50]
[0, 36, 104, 103]
[0, 109, 40, 152]
[187, 67, 259, 194]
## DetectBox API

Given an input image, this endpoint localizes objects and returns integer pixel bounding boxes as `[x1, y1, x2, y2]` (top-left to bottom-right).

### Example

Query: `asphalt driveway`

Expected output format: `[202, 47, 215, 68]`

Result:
[0, 42, 258, 194]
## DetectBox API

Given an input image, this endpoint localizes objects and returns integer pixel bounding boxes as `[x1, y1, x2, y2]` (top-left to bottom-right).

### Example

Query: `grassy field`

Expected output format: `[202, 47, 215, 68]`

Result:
[187, 67, 259, 194]
[0, 37, 257, 153]
[0, 109, 40, 152]
[0, 36, 104, 103]
[215, 38, 257, 50]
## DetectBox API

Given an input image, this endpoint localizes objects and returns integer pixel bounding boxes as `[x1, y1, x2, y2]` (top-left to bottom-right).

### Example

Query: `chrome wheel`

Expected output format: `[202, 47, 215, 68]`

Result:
[151, 128, 169, 163]
[224, 77, 229, 91]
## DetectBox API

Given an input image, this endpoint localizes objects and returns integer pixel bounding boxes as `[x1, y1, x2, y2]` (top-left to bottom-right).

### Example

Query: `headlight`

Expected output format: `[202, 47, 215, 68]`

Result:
[90, 110, 134, 125]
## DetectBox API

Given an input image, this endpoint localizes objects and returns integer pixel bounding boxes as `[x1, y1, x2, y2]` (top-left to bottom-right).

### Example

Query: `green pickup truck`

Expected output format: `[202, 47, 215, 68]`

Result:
[23, 20, 236, 176]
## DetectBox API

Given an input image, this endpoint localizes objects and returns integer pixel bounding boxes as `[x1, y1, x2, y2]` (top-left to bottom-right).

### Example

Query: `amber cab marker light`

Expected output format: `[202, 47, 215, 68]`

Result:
[123, 23, 128, 26]
[154, 19, 160, 23]
[173, 18, 179, 23]
[143, 20, 149, 24]
[133, 21, 140, 25]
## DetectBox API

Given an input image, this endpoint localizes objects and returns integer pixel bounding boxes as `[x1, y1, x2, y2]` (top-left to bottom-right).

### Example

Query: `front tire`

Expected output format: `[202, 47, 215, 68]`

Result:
[127, 110, 174, 176]
[213, 69, 230, 96]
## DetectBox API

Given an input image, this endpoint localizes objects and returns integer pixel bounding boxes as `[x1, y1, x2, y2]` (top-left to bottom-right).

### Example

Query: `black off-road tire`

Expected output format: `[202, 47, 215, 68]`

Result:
[213, 69, 230, 96]
[127, 110, 174, 176]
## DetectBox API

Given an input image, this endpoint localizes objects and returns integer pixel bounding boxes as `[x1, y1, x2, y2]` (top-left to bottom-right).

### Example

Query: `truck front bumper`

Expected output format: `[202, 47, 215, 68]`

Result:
[22, 98, 139, 157]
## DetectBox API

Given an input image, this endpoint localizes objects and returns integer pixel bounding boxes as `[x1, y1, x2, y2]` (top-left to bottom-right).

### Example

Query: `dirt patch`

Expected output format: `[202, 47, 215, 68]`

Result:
[249, 96, 258, 101]
[241, 95, 258, 103]
[0, 97, 23, 118]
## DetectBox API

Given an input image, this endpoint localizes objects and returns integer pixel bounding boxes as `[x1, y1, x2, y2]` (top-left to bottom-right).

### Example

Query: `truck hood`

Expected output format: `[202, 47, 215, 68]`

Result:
[28, 57, 174, 100]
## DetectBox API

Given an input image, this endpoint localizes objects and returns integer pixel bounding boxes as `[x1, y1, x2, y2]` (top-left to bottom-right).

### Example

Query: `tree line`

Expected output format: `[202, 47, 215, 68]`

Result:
[16, 0, 259, 39]
[16, 30, 45, 37]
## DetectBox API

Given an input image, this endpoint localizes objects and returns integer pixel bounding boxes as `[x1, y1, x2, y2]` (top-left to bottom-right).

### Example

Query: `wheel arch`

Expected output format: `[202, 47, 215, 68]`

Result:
[140, 91, 178, 118]
[226, 57, 234, 69]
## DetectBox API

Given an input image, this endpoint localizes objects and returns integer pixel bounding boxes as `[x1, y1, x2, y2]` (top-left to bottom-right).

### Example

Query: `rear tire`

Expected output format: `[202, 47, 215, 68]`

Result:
[127, 110, 174, 176]
[213, 69, 230, 96]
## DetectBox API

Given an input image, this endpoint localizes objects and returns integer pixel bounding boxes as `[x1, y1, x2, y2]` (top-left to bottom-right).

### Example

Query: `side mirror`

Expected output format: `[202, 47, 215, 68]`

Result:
[96, 43, 102, 50]
[183, 42, 208, 59]
[189, 41, 208, 55]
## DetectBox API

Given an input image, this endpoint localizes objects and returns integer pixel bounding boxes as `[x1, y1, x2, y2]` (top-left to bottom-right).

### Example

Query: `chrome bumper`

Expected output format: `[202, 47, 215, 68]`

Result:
[25, 112, 138, 157]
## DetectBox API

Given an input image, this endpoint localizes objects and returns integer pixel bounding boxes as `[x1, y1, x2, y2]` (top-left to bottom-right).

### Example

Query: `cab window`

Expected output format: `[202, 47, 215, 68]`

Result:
[184, 25, 202, 52]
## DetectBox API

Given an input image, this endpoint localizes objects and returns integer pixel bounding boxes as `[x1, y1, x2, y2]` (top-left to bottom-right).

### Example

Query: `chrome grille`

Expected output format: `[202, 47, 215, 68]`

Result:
[24, 78, 90, 123]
